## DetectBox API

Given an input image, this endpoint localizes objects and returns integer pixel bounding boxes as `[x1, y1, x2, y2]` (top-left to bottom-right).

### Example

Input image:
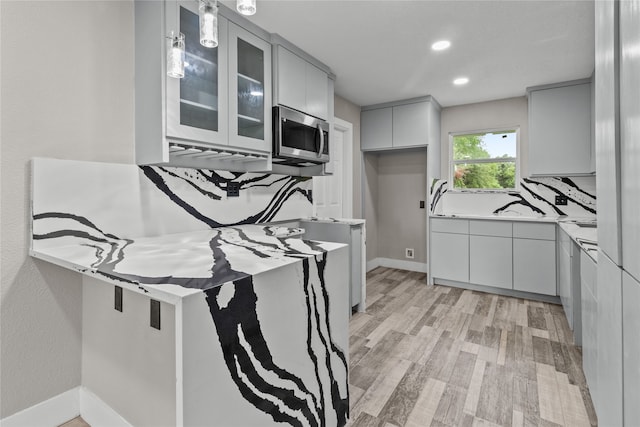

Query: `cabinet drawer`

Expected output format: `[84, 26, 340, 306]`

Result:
[513, 222, 556, 240]
[469, 220, 513, 237]
[431, 218, 469, 234]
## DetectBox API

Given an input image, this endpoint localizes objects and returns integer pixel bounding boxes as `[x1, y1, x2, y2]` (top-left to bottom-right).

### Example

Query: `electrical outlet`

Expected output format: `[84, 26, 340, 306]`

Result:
[555, 195, 568, 206]
[150, 299, 161, 330]
[227, 182, 240, 197]
[405, 248, 414, 259]
[114, 286, 123, 312]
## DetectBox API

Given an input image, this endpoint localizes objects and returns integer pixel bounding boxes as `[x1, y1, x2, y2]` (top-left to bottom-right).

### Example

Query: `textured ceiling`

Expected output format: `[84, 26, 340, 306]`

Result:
[223, 0, 595, 108]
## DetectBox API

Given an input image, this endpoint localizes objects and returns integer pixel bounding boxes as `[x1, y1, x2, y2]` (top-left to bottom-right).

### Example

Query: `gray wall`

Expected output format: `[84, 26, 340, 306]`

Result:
[0, 1, 134, 418]
[440, 97, 529, 178]
[334, 95, 362, 218]
[363, 154, 379, 262]
[376, 150, 428, 264]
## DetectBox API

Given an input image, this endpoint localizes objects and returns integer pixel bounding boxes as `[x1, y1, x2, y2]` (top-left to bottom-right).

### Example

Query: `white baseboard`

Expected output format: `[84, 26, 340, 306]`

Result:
[0, 388, 80, 427]
[0, 387, 132, 427]
[366, 257, 428, 273]
[80, 387, 132, 427]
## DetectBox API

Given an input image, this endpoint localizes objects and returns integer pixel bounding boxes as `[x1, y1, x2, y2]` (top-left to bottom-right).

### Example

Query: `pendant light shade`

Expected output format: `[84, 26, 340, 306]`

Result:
[199, 0, 218, 48]
[167, 31, 185, 79]
[237, 0, 256, 16]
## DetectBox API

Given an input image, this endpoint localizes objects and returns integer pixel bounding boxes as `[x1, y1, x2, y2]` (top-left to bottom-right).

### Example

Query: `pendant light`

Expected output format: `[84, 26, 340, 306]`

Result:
[199, 0, 218, 48]
[167, 31, 185, 78]
[237, 0, 256, 16]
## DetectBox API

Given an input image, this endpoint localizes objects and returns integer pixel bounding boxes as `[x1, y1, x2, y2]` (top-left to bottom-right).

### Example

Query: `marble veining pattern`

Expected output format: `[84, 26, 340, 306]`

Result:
[430, 177, 596, 219]
[141, 166, 313, 228]
[30, 158, 349, 426]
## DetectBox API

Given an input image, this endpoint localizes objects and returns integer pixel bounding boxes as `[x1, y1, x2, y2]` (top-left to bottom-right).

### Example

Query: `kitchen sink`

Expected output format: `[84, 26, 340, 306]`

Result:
[573, 222, 597, 228]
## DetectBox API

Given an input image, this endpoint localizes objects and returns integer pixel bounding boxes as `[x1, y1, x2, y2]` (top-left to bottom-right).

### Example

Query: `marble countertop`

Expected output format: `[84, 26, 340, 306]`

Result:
[300, 217, 366, 226]
[430, 213, 562, 223]
[558, 221, 598, 262]
[31, 224, 346, 301]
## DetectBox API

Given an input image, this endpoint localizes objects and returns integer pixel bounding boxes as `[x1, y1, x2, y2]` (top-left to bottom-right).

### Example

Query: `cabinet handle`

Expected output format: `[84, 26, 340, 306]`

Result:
[317, 124, 324, 158]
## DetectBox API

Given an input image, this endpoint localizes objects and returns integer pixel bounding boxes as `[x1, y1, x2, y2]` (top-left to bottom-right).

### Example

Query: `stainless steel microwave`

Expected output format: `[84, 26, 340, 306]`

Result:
[273, 106, 330, 164]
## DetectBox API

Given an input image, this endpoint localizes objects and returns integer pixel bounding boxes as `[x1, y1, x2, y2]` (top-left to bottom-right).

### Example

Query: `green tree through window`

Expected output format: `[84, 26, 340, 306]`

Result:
[452, 131, 517, 190]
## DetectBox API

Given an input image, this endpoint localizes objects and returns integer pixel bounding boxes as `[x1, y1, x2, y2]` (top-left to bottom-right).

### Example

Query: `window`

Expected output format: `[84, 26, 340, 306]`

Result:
[450, 128, 519, 190]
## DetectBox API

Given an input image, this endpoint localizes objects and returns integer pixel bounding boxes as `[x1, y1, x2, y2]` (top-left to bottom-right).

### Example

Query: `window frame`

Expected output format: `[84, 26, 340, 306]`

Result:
[448, 127, 521, 192]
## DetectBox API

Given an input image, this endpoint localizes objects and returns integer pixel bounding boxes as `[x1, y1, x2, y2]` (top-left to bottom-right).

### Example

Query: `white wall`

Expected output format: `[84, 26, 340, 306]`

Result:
[0, 1, 134, 418]
[440, 97, 529, 178]
[334, 95, 362, 218]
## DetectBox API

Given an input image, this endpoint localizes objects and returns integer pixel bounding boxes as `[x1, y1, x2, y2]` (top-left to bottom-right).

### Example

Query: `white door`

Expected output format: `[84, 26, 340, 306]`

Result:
[313, 118, 353, 218]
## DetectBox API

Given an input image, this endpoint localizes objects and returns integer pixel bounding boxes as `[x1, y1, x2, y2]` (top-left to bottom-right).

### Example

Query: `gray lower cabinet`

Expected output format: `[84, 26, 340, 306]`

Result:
[580, 252, 598, 408]
[558, 228, 583, 344]
[596, 254, 623, 427]
[513, 238, 556, 296]
[300, 220, 365, 310]
[431, 231, 469, 283]
[469, 235, 512, 289]
[623, 271, 640, 426]
[430, 218, 556, 297]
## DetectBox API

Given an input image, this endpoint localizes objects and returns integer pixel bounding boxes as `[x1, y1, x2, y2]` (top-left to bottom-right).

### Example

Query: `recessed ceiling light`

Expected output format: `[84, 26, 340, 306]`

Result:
[453, 77, 469, 85]
[431, 40, 451, 51]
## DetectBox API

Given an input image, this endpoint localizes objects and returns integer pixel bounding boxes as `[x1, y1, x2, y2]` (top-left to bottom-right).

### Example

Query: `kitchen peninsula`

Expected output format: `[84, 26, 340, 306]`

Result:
[30, 158, 350, 426]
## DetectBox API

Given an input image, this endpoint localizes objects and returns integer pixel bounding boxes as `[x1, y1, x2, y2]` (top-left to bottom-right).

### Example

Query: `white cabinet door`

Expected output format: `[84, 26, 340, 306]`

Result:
[580, 252, 598, 406]
[469, 236, 512, 289]
[392, 102, 429, 148]
[620, 0, 640, 283]
[305, 63, 329, 120]
[623, 271, 640, 426]
[431, 232, 469, 283]
[361, 108, 392, 151]
[513, 238, 556, 295]
[276, 46, 306, 114]
[596, 254, 623, 426]
[529, 82, 592, 176]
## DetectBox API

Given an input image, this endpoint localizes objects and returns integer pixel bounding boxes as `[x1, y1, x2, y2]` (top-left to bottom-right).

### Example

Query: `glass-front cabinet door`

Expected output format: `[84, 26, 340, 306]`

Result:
[165, 1, 228, 146]
[228, 22, 271, 152]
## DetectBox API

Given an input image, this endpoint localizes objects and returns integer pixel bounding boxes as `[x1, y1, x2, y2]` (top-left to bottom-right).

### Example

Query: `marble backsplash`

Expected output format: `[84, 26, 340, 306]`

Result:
[430, 176, 596, 219]
[31, 158, 314, 240]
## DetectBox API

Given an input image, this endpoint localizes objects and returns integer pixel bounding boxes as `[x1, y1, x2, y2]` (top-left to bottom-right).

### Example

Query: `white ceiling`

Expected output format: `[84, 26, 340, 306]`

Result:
[222, 0, 595, 108]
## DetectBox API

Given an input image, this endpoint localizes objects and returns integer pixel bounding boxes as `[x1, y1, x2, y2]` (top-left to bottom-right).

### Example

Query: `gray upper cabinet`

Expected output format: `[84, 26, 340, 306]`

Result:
[272, 43, 330, 120]
[361, 97, 441, 152]
[361, 108, 393, 150]
[392, 102, 430, 148]
[528, 80, 594, 176]
[134, 0, 273, 171]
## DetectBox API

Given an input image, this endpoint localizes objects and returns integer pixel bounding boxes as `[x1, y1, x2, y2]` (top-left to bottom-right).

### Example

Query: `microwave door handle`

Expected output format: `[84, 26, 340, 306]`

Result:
[317, 124, 324, 158]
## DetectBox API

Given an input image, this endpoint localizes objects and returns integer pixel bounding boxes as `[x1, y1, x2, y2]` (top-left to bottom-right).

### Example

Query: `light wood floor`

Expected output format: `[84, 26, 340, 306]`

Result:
[347, 267, 597, 427]
[58, 417, 89, 427]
